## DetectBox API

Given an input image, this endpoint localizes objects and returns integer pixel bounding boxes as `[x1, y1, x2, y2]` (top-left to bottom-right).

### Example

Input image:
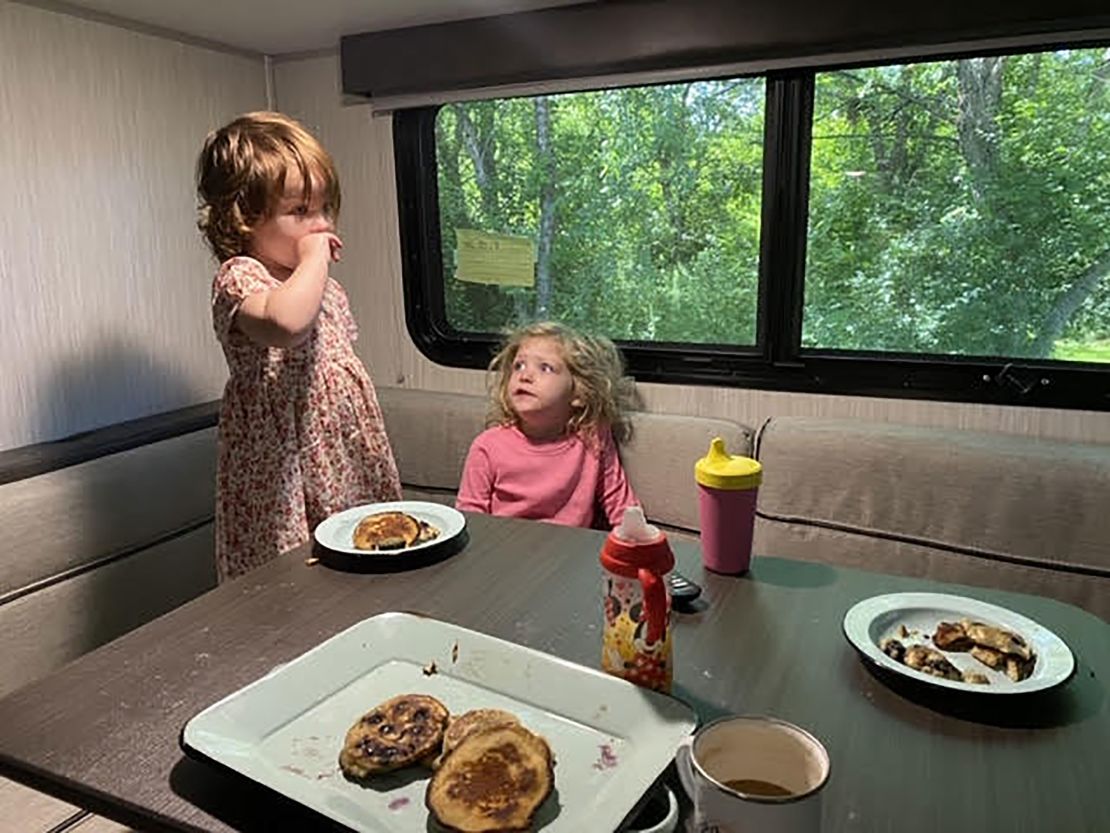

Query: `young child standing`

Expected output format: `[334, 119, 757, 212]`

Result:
[456, 321, 639, 528]
[196, 111, 401, 581]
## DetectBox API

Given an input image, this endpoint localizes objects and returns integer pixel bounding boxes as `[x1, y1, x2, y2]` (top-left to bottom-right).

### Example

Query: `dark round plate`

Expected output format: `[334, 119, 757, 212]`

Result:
[315, 524, 469, 573]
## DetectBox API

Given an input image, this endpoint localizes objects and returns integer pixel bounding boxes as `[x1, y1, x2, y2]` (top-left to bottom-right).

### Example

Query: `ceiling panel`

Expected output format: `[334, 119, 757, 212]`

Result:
[33, 0, 587, 54]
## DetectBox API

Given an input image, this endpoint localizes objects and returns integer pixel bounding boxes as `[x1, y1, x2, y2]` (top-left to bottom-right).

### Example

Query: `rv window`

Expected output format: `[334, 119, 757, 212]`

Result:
[805, 50, 1110, 365]
[394, 42, 1110, 411]
[433, 80, 764, 346]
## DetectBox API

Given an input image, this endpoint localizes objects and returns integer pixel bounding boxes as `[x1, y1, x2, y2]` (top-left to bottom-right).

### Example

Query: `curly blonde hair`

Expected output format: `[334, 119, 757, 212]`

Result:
[488, 321, 638, 444]
[195, 111, 340, 262]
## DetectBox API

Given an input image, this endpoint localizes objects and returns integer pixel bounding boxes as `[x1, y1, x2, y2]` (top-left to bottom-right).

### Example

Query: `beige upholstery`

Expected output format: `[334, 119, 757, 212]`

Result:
[375, 387, 753, 531]
[0, 430, 218, 700]
[0, 776, 81, 831]
[754, 417, 1110, 621]
[378, 388, 488, 493]
[620, 410, 752, 530]
[0, 429, 217, 598]
[72, 815, 138, 832]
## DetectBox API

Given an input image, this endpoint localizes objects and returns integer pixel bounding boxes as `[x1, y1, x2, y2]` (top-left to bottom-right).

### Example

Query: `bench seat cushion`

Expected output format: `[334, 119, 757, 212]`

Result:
[0, 428, 217, 598]
[754, 417, 1110, 620]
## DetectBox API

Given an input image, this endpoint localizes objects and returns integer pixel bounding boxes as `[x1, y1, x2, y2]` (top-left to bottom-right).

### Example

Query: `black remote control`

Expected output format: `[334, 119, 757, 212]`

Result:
[668, 571, 702, 605]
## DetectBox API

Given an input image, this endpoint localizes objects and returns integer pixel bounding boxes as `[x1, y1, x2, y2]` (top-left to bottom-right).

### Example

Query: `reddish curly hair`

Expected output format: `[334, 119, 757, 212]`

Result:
[195, 111, 340, 262]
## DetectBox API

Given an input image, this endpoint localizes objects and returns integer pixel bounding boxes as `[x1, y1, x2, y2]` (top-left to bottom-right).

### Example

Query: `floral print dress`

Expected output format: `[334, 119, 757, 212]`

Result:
[211, 256, 401, 581]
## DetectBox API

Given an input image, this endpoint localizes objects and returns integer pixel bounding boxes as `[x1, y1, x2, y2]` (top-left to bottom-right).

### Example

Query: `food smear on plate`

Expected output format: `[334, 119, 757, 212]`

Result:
[352, 511, 440, 551]
[338, 695, 556, 831]
[879, 618, 1037, 685]
[593, 743, 618, 770]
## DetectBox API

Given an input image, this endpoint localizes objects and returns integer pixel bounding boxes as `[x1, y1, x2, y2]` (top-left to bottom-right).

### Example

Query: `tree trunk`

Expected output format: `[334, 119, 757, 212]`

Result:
[534, 96, 556, 320]
[1032, 248, 1110, 357]
[456, 105, 500, 225]
[956, 57, 1003, 202]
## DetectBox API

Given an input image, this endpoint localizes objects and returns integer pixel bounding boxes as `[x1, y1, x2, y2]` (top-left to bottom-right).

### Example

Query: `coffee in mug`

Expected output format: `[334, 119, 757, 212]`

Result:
[676, 715, 829, 833]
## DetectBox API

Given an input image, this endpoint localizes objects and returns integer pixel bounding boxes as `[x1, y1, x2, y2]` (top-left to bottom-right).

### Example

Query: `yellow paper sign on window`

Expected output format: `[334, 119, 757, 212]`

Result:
[455, 229, 536, 287]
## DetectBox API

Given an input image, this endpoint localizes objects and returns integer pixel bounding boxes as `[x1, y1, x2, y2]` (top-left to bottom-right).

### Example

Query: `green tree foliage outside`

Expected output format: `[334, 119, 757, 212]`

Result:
[435, 47, 1110, 363]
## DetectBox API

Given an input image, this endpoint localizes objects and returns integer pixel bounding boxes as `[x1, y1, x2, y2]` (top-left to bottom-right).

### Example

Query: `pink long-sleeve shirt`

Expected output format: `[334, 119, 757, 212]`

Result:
[455, 425, 638, 529]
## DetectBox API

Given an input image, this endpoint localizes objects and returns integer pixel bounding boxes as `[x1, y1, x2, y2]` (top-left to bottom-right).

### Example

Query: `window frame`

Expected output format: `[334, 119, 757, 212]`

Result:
[393, 42, 1110, 412]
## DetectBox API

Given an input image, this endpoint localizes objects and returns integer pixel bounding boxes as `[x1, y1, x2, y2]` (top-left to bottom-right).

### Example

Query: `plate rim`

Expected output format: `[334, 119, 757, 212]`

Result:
[313, 500, 467, 556]
[842, 591, 1076, 695]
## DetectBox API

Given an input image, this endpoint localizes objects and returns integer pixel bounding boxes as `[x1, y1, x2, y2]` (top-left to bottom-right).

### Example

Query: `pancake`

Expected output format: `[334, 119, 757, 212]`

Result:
[352, 511, 421, 551]
[433, 708, 521, 769]
[932, 621, 974, 652]
[960, 619, 1034, 661]
[338, 694, 449, 778]
[901, 644, 962, 681]
[426, 724, 554, 833]
[416, 518, 442, 544]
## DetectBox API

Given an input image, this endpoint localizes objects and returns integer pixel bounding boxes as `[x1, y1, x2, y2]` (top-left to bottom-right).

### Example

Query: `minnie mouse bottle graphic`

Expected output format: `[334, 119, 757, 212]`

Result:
[600, 506, 675, 693]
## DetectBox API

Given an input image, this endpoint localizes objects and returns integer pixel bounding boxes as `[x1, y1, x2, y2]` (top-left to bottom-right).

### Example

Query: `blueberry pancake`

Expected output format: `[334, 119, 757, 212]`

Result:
[339, 694, 449, 778]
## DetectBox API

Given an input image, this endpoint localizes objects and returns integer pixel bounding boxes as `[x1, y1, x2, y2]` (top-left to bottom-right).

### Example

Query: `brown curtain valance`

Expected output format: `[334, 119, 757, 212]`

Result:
[340, 0, 1110, 102]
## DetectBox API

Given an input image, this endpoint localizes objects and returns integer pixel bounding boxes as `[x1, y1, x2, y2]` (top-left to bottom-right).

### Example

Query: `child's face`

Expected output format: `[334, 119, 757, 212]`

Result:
[508, 336, 577, 438]
[247, 169, 333, 274]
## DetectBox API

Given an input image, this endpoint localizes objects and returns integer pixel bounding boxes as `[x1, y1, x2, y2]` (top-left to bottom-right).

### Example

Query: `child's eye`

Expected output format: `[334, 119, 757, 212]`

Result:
[291, 205, 309, 216]
[540, 363, 554, 373]
[512, 360, 526, 372]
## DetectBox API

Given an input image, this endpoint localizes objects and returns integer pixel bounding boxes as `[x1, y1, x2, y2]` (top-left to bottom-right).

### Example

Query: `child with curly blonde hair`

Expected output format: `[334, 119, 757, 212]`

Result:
[456, 321, 640, 528]
[197, 111, 401, 581]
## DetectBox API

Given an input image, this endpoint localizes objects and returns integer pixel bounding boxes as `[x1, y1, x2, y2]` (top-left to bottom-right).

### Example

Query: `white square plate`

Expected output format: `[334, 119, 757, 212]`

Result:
[181, 612, 697, 831]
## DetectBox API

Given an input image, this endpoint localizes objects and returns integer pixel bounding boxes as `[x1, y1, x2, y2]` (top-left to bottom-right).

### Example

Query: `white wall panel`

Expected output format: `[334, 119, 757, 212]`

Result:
[0, 2, 267, 450]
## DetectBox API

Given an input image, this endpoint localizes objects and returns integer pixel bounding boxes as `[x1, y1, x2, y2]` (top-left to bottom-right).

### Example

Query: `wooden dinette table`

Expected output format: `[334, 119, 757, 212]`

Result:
[1, 513, 1108, 833]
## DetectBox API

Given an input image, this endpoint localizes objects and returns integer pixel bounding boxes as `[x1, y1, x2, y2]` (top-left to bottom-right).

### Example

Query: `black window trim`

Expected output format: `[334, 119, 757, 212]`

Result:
[393, 37, 1110, 412]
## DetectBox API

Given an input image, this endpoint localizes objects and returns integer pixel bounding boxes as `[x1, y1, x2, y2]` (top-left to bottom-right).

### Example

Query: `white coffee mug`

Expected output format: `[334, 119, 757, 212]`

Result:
[675, 715, 830, 833]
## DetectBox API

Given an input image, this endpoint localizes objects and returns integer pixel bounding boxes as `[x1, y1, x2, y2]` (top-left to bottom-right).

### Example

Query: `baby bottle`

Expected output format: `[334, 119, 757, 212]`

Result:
[600, 506, 675, 693]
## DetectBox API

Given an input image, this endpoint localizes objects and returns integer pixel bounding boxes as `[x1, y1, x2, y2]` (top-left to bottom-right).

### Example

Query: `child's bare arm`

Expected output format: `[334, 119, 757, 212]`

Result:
[236, 232, 342, 347]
